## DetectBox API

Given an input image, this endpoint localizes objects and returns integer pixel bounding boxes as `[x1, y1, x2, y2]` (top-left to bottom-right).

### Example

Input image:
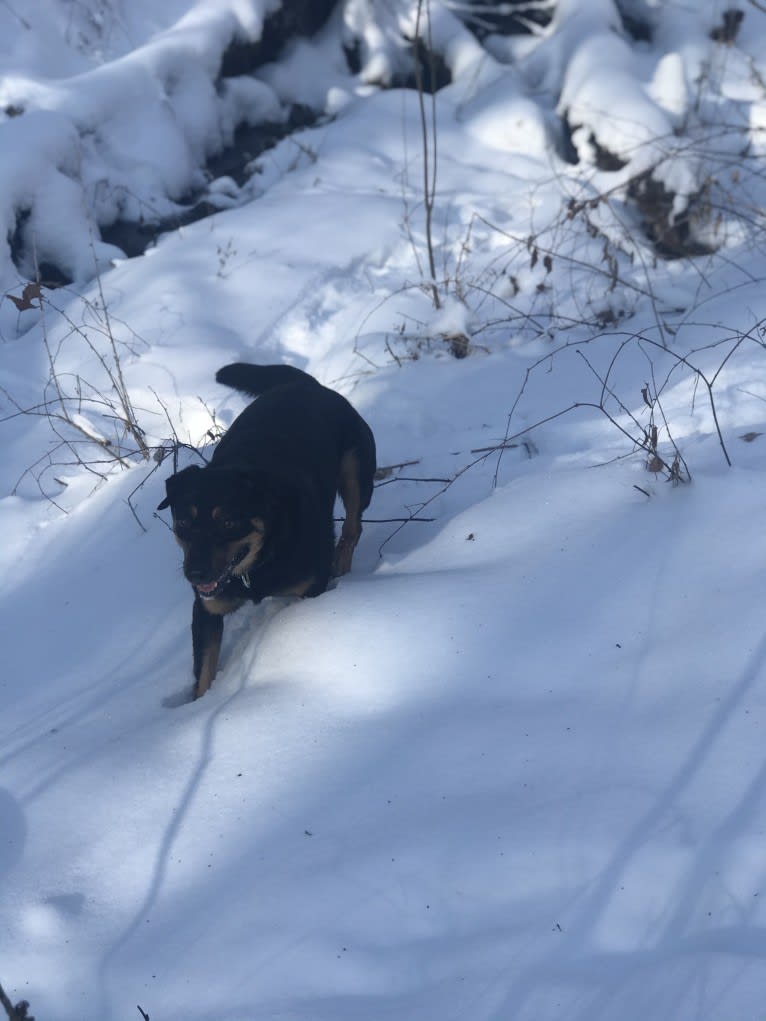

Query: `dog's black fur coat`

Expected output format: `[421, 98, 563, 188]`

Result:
[158, 363, 376, 698]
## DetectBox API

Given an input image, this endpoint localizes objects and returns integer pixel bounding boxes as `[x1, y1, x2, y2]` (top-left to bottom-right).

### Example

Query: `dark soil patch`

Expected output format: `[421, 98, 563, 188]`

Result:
[628, 173, 716, 259]
[457, 0, 555, 38]
[101, 104, 320, 260]
[219, 0, 337, 77]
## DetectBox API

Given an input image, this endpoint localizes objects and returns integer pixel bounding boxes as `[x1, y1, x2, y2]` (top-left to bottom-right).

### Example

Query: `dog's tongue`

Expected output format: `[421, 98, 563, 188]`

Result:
[196, 581, 218, 594]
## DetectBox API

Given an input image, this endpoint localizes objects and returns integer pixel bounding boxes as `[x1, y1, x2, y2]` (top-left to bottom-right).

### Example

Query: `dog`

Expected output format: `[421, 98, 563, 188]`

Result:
[158, 363, 376, 699]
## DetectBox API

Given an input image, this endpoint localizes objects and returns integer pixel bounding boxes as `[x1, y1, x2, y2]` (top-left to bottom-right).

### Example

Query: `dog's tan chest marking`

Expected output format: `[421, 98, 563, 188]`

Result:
[201, 594, 246, 616]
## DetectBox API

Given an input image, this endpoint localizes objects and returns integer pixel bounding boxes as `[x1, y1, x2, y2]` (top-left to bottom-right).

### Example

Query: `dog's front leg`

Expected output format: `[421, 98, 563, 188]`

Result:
[192, 595, 224, 699]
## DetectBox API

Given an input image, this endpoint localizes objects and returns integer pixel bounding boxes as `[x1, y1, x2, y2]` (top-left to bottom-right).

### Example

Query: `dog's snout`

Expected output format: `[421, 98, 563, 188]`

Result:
[184, 548, 213, 584]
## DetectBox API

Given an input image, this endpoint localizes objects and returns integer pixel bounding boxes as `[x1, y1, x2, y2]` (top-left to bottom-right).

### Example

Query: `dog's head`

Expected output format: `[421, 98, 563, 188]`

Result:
[158, 465, 274, 600]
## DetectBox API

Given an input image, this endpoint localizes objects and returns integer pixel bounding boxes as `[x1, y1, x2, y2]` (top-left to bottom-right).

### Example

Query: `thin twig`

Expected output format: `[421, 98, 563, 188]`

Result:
[0, 981, 33, 1021]
[413, 0, 441, 309]
[336, 515, 435, 523]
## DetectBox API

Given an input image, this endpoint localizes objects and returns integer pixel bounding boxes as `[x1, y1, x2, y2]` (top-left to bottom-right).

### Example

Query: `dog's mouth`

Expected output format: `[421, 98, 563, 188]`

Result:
[193, 546, 250, 599]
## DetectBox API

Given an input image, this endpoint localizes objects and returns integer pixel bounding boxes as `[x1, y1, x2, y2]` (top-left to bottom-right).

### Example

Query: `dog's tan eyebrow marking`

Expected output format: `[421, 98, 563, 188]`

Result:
[211, 506, 223, 520]
[189, 505, 199, 519]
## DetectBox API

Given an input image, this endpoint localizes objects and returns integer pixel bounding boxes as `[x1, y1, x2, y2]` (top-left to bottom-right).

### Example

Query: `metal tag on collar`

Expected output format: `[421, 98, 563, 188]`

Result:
[241, 572, 251, 589]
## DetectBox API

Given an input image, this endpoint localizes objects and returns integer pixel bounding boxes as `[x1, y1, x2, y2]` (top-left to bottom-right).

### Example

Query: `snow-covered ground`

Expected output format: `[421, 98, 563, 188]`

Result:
[3, 2, 766, 1019]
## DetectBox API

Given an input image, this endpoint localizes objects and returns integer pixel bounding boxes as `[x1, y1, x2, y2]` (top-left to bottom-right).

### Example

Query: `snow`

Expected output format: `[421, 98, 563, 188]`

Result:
[3, 1, 766, 1019]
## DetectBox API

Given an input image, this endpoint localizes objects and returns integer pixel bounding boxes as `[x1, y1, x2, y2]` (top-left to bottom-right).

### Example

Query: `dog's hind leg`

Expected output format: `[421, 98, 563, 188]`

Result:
[334, 414, 376, 576]
[334, 448, 369, 576]
[192, 595, 224, 699]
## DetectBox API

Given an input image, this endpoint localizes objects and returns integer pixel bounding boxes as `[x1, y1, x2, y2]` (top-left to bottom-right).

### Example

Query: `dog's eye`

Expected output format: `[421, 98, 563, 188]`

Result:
[174, 517, 191, 530]
[222, 519, 239, 531]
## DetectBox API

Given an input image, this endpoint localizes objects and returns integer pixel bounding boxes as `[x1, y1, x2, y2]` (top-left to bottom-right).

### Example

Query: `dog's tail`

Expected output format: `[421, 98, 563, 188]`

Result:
[215, 362, 318, 397]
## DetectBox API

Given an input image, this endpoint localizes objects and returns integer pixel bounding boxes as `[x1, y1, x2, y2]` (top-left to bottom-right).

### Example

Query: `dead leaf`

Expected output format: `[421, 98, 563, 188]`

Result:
[7, 281, 43, 312]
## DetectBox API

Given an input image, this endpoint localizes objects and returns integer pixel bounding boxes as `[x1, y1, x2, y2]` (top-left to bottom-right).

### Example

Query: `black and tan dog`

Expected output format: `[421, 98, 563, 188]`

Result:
[158, 363, 376, 699]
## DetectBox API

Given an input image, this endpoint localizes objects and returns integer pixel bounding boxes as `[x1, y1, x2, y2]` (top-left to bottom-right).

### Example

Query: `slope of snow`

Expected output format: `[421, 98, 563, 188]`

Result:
[2, 2, 766, 1020]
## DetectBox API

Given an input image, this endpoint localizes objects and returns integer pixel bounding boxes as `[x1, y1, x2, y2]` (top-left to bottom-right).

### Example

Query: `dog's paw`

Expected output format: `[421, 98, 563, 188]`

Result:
[333, 537, 355, 576]
[162, 685, 196, 708]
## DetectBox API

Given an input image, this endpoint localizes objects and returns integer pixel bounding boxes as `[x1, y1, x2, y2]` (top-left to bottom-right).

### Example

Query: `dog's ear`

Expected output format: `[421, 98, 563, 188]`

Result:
[157, 464, 202, 511]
